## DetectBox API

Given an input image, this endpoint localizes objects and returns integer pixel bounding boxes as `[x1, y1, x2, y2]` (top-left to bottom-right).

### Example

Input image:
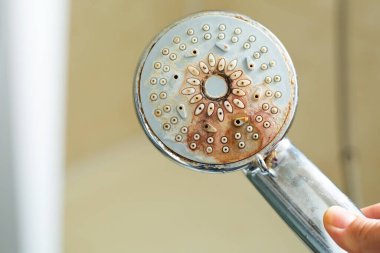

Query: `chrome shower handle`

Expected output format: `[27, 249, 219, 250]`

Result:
[245, 139, 362, 253]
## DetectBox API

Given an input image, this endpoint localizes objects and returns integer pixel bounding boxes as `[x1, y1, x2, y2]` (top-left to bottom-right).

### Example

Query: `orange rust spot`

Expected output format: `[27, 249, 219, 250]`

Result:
[180, 54, 283, 163]
[265, 150, 278, 169]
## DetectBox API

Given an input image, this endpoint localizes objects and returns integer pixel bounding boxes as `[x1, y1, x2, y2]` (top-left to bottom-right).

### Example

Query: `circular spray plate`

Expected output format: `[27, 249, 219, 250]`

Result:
[135, 12, 297, 172]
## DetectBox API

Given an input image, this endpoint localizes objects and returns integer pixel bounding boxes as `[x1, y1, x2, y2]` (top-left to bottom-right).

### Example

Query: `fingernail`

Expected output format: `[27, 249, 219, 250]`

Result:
[325, 206, 357, 229]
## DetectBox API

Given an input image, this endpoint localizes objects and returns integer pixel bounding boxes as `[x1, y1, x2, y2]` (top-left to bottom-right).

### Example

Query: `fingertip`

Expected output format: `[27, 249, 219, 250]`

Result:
[323, 206, 337, 227]
[324, 207, 343, 238]
[324, 206, 357, 229]
[323, 207, 343, 245]
[323, 206, 363, 252]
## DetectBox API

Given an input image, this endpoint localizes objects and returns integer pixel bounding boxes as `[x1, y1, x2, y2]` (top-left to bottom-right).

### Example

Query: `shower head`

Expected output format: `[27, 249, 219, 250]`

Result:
[134, 11, 297, 173]
[133, 11, 362, 252]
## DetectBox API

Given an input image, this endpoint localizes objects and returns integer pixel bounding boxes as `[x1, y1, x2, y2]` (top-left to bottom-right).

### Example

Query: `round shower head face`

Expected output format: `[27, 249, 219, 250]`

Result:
[135, 12, 297, 172]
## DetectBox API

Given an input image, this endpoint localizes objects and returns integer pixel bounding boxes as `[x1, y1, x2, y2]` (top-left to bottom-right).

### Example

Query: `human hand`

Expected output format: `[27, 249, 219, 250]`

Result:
[323, 204, 380, 253]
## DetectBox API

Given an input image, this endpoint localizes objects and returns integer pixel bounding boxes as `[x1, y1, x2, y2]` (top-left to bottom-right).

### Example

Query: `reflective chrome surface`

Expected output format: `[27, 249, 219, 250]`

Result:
[246, 139, 362, 253]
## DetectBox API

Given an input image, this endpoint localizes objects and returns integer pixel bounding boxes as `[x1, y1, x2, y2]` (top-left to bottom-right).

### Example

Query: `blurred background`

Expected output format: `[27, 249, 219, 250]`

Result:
[1, 0, 380, 253]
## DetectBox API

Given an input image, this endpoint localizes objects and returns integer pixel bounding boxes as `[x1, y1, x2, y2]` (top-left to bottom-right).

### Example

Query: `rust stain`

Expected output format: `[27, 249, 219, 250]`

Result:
[179, 54, 285, 164]
[264, 150, 278, 169]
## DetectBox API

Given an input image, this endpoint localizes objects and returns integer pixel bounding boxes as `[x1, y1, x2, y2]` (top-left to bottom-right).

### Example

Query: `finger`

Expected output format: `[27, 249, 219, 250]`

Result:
[324, 206, 380, 253]
[344, 216, 380, 253]
[362, 203, 380, 219]
[323, 206, 357, 250]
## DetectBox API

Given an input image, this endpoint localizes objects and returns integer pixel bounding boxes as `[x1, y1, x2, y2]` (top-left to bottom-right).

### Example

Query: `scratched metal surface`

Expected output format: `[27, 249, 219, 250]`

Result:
[135, 11, 297, 172]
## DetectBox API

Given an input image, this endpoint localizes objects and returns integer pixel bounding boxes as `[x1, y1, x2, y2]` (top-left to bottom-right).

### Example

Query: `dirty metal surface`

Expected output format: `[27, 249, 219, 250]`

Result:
[134, 11, 297, 172]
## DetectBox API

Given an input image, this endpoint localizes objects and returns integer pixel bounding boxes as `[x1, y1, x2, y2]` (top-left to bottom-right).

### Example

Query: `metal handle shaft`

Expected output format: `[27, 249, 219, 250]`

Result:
[245, 139, 362, 253]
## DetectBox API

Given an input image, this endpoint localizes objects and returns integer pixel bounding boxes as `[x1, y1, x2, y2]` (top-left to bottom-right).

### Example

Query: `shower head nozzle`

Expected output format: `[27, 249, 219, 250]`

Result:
[134, 11, 297, 173]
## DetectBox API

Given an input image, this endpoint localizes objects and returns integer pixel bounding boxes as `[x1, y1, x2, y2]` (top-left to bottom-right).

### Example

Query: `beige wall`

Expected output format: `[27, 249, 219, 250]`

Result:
[348, 0, 380, 204]
[65, 0, 380, 252]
